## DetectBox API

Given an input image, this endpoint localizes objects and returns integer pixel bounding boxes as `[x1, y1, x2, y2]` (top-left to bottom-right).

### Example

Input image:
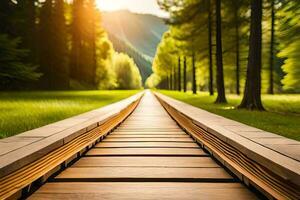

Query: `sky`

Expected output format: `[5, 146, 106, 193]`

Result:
[96, 0, 168, 17]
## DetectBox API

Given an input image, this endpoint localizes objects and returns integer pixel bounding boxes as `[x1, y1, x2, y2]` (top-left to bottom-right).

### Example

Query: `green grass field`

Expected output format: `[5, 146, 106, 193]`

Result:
[0, 90, 139, 139]
[159, 90, 300, 141]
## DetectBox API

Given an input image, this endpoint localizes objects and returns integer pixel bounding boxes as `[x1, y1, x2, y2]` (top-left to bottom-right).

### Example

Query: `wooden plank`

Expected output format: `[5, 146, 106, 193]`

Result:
[86, 148, 207, 156]
[120, 124, 177, 127]
[56, 167, 232, 180]
[123, 121, 174, 123]
[104, 137, 193, 142]
[265, 144, 300, 161]
[0, 137, 41, 156]
[120, 120, 176, 122]
[111, 132, 186, 135]
[251, 138, 299, 145]
[117, 127, 181, 130]
[115, 129, 183, 132]
[73, 157, 220, 168]
[223, 125, 263, 132]
[237, 131, 282, 138]
[107, 135, 190, 138]
[95, 142, 199, 148]
[121, 122, 177, 125]
[0, 136, 63, 178]
[29, 183, 258, 200]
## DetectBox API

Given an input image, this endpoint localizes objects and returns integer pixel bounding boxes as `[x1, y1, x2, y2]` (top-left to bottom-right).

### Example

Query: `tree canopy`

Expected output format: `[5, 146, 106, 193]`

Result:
[113, 53, 142, 90]
[148, 0, 300, 110]
[0, 0, 142, 90]
[0, 34, 41, 89]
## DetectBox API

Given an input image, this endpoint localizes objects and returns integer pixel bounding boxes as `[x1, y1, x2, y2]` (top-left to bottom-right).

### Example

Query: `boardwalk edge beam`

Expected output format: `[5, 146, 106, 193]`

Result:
[0, 92, 143, 200]
[154, 92, 300, 200]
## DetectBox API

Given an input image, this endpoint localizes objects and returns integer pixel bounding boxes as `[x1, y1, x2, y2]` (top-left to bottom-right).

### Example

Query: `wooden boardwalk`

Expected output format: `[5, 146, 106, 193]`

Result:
[29, 92, 259, 199]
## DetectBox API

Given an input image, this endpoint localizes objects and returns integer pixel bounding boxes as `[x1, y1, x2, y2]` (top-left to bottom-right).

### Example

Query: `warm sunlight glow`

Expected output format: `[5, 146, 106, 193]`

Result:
[96, 0, 124, 11]
[95, 0, 168, 17]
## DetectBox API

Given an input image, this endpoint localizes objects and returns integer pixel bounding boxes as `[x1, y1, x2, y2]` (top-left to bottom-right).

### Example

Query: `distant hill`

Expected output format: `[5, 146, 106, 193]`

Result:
[102, 10, 168, 82]
[108, 33, 153, 83]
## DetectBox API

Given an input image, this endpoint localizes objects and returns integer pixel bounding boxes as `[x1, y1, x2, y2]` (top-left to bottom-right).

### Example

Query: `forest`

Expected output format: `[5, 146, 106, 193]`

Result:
[1, 0, 300, 113]
[0, 0, 142, 90]
[147, 0, 300, 110]
[0, 0, 299, 140]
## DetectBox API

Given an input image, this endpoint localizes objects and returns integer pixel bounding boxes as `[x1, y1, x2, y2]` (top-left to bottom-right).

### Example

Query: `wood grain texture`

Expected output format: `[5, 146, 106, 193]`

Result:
[155, 92, 300, 199]
[86, 147, 207, 156]
[29, 183, 258, 200]
[0, 94, 142, 199]
[73, 157, 219, 168]
[27, 91, 260, 199]
[95, 142, 198, 148]
[56, 167, 232, 180]
[104, 137, 193, 142]
[107, 134, 189, 138]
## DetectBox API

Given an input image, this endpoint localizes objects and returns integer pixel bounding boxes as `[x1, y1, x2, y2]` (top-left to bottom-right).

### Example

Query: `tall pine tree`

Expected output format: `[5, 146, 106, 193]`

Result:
[239, 0, 265, 110]
[52, 0, 69, 89]
[70, 0, 98, 86]
[17, 0, 38, 63]
[39, 0, 53, 88]
[215, 0, 227, 103]
[39, 0, 69, 89]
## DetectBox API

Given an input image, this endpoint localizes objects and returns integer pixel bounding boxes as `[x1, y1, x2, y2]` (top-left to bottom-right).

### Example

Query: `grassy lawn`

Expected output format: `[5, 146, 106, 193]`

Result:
[0, 90, 139, 139]
[158, 90, 300, 141]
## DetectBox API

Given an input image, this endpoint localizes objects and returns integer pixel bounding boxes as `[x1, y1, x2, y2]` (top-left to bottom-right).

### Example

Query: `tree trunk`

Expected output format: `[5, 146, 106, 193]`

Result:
[52, 0, 69, 89]
[70, 0, 82, 80]
[170, 71, 173, 90]
[208, 0, 214, 96]
[215, 0, 227, 103]
[166, 76, 169, 90]
[89, 0, 97, 85]
[268, 0, 275, 94]
[173, 65, 177, 90]
[239, 0, 265, 110]
[178, 56, 181, 91]
[19, 0, 37, 63]
[39, 0, 53, 89]
[234, 6, 240, 95]
[183, 56, 187, 92]
[168, 74, 170, 90]
[91, 18, 97, 85]
[192, 52, 197, 94]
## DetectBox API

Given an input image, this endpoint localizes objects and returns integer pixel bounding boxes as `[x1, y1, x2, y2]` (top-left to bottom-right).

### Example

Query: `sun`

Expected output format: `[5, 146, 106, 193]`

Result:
[65, 0, 120, 11]
[95, 0, 124, 11]
[67, 0, 168, 17]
